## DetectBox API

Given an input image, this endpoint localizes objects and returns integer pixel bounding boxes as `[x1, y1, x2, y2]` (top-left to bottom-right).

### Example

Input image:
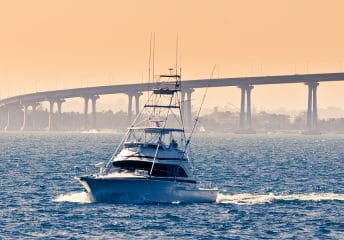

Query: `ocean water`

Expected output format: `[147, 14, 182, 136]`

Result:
[0, 132, 343, 239]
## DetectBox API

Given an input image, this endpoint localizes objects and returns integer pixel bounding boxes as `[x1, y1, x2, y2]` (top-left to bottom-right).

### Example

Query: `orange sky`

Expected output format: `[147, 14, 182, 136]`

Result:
[1, 0, 344, 115]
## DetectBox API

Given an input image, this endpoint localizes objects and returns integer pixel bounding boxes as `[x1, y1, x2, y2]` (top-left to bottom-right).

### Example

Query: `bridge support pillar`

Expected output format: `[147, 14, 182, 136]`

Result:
[246, 85, 254, 131]
[4, 107, 11, 131]
[237, 85, 255, 134]
[47, 100, 55, 131]
[20, 105, 28, 131]
[184, 89, 194, 129]
[83, 96, 90, 130]
[0, 108, 5, 130]
[91, 95, 99, 130]
[305, 82, 320, 134]
[30, 103, 39, 130]
[181, 91, 186, 122]
[57, 100, 63, 115]
[313, 83, 318, 130]
[186, 90, 192, 128]
[127, 94, 133, 123]
[20, 102, 40, 131]
[239, 87, 246, 130]
[134, 92, 143, 116]
[47, 99, 64, 131]
[56, 99, 65, 130]
[307, 84, 313, 131]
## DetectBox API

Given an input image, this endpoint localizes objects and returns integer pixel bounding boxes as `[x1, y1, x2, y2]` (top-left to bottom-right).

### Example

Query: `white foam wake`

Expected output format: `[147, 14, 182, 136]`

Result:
[216, 192, 344, 205]
[53, 191, 344, 205]
[53, 192, 94, 203]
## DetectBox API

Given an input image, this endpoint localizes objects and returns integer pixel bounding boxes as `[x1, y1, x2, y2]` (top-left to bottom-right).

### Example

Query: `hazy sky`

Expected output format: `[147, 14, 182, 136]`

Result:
[1, 0, 344, 114]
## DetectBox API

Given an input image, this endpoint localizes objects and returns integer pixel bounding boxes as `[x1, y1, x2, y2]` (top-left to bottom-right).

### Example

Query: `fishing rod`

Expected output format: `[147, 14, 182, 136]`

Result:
[185, 64, 217, 150]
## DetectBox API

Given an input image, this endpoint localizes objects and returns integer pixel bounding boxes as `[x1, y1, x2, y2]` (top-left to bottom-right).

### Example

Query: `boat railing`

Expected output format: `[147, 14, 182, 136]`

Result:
[124, 142, 165, 149]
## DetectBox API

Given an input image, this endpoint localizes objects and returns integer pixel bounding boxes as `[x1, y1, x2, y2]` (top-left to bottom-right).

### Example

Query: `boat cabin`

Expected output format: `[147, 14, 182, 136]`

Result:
[111, 160, 188, 178]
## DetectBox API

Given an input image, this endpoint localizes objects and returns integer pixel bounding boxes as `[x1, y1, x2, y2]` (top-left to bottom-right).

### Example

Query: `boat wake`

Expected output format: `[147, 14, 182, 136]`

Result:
[216, 192, 344, 205]
[53, 191, 344, 205]
[53, 192, 94, 203]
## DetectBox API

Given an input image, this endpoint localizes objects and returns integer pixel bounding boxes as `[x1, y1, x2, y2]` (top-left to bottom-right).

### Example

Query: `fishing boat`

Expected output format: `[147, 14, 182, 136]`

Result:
[78, 70, 218, 203]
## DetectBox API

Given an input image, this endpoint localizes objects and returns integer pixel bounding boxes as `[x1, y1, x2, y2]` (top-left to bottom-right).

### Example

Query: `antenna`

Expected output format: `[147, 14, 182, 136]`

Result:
[175, 34, 178, 75]
[148, 33, 152, 84]
[147, 33, 153, 98]
[152, 33, 156, 82]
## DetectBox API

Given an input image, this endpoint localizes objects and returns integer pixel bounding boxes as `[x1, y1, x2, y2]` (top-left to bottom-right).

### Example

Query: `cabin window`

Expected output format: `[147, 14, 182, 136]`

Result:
[112, 161, 188, 178]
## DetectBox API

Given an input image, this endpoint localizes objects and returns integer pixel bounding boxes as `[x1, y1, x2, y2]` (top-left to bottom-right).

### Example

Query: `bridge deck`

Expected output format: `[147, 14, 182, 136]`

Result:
[1, 72, 344, 107]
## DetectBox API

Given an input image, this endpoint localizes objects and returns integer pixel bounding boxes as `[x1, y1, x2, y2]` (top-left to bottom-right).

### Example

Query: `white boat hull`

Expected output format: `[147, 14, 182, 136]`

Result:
[79, 176, 218, 204]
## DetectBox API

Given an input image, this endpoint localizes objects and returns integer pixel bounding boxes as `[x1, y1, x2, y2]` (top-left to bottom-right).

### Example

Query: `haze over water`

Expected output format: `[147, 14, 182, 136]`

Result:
[2, 0, 344, 114]
[1, 132, 343, 239]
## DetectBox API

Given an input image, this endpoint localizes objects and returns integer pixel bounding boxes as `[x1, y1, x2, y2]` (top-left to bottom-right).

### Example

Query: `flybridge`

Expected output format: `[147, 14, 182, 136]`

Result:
[153, 74, 181, 95]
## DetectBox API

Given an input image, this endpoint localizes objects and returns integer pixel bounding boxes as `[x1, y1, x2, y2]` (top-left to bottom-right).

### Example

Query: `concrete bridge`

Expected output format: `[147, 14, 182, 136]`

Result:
[1, 72, 344, 133]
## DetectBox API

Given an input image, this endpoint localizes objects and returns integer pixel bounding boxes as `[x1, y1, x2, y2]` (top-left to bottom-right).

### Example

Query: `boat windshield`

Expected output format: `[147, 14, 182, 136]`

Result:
[125, 128, 184, 149]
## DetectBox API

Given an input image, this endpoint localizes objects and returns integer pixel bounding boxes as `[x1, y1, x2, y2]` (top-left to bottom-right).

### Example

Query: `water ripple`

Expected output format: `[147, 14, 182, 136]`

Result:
[0, 132, 343, 239]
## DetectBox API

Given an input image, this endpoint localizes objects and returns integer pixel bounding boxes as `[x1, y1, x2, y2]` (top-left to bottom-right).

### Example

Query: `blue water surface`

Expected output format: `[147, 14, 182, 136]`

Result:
[0, 132, 343, 239]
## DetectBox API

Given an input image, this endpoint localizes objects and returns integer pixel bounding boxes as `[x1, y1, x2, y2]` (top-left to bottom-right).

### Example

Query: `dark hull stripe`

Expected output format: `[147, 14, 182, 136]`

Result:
[80, 176, 197, 184]
[125, 155, 187, 161]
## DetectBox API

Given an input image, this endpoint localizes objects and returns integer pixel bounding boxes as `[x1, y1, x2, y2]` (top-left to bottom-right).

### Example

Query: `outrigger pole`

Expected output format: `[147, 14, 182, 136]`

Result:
[185, 65, 217, 151]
